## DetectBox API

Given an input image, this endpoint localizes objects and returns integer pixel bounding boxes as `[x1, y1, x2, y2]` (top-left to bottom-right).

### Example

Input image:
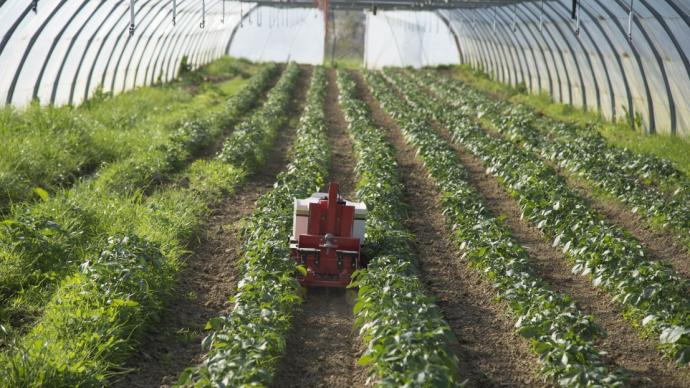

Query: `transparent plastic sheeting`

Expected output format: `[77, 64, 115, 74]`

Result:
[0, 0, 252, 107]
[229, 6, 324, 65]
[364, 10, 459, 69]
[440, 0, 690, 136]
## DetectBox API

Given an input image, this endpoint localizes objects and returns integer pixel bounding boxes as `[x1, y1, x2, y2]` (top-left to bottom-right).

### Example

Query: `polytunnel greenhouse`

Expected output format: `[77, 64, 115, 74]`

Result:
[0, 0, 689, 386]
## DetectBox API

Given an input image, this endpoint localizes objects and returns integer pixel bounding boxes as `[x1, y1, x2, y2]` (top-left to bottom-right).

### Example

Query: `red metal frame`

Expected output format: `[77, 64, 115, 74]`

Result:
[292, 183, 362, 287]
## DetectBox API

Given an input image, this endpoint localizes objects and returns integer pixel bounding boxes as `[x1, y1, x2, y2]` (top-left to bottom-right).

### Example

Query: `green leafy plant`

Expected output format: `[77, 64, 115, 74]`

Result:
[367, 70, 624, 386]
[0, 57, 258, 213]
[412, 70, 690, 251]
[0, 63, 285, 387]
[338, 70, 461, 386]
[179, 66, 329, 387]
[386, 69, 690, 365]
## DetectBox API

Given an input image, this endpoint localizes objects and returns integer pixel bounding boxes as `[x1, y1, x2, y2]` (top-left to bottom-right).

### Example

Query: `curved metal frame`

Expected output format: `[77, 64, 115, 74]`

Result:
[0, 0, 239, 107]
[0, 1, 687, 135]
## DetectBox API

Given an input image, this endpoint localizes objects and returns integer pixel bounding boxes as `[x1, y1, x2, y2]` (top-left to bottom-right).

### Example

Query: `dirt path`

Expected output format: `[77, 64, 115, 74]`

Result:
[354, 72, 544, 387]
[113, 66, 313, 388]
[448, 137, 690, 387]
[272, 69, 361, 388]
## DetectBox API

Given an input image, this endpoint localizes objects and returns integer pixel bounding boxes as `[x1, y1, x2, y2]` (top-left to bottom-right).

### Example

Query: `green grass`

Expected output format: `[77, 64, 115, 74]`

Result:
[0, 57, 256, 210]
[326, 57, 363, 69]
[0, 61, 276, 342]
[0, 62, 286, 385]
[445, 64, 690, 174]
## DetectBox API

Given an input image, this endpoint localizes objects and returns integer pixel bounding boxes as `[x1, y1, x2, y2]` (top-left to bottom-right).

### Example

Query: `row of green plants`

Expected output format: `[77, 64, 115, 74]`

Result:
[0, 64, 280, 332]
[0, 62, 302, 386]
[218, 63, 300, 170]
[414, 70, 690, 249]
[337, 70, 461, 386]
[446, 64, 690, 181]
[178, 66, 327, 386]
[0, 159, 246, 386]
[385, 70, 690, 364]
[367, 71, 624, 386]
[94, 63, 279, 195]
[0, 58, 256, 211]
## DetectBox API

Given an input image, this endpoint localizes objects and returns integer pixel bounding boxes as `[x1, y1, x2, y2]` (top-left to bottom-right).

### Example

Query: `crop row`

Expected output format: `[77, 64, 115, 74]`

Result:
[414, 71, 690, 248]
[0, 58, 255, 210]
[385, 70, 690, 364]
[337, 70, 461, 386]
[0, 64, 280, 328]
[366, 71, 625, 386]
[95, 63, 280, 196]
[0, 64, 300, 386]
[178, 66, 328, 386]
[437, 70, 688, 196]
[217, 63, 300, 170]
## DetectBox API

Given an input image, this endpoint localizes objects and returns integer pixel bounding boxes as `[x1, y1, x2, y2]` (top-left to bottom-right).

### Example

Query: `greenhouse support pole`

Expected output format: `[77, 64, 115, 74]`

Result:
[129, 0, 136, 36]
[539, 0, 543, 31]
[628, 0, 634, 41]
[172, 0, 176, 25]
[201, 0, 205, 28]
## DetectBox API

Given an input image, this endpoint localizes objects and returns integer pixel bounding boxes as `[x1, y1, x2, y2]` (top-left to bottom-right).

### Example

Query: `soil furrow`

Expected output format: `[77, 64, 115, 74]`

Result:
[113, 66, 313, 388]
[355, 72, 543, 387]
[272, 69, 360, 388]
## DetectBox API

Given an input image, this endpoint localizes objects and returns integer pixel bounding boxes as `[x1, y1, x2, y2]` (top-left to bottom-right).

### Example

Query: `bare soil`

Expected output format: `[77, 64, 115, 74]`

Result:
[272, 69, 361, 388]
[354, 72, 545, 387]
[113, 66, 313, 388]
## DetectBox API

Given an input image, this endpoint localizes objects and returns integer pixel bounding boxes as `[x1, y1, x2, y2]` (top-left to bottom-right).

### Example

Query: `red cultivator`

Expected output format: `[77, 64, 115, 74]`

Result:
[290, 182, 367, 287]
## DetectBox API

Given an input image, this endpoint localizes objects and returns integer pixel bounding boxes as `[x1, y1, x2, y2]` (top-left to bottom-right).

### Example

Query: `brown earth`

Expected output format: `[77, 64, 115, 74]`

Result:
[112, 66, 313, 388]
[354, 72, 545, 387]
[272, 68, 362, 388]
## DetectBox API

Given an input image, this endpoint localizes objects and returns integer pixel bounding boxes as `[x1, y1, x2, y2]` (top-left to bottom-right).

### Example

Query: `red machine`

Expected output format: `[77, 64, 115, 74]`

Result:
[290, 183, 367, 287]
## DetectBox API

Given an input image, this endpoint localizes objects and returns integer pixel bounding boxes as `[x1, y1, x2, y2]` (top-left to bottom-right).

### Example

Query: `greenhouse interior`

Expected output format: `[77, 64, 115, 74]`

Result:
[0, 0, 689, 387]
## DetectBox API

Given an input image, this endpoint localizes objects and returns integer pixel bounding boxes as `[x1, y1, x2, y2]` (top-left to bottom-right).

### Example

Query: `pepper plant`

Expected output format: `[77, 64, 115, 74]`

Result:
[384, 69, 690, 365]
[338, 70, 461, 387]
[366, 71, 625, 386]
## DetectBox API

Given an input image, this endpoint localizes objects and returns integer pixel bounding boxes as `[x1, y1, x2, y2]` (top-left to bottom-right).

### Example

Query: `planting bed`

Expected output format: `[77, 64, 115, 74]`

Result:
[1, 58, 688, 388]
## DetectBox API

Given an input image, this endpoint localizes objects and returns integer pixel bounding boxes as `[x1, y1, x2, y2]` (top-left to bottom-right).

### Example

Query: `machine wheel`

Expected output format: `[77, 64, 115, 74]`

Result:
[345, 288, 358, 306]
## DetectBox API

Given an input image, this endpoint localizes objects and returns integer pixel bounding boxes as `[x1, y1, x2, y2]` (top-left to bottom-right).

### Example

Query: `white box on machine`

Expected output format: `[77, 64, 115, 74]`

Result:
[291, 192, 367, 241]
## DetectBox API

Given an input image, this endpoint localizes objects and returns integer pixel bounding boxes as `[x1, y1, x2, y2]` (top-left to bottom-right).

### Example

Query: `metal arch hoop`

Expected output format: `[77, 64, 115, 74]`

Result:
[32, 1, 95, 102]
[65, 0, 126, 105]
[5, 1, 69, 105]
